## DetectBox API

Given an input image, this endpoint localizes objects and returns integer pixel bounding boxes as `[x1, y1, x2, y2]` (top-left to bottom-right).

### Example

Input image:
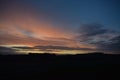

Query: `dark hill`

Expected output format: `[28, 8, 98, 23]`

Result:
[0, 52, 120, 79]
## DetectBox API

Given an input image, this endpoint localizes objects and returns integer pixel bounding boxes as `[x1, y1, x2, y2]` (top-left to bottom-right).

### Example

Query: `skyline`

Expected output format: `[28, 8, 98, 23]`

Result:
[0, 0, 120, 54]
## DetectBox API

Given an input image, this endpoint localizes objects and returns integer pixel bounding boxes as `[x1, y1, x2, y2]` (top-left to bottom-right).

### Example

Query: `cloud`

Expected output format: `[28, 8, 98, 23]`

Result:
[13, 45, 93, 53]
[0, 46, 17, 55]
[0, 2, 76, 47]
[34, 46, 92, 51]
[77, 23, 119, 42]
[76, 23, 120, 53]
[96, 35, 120, 53]
[0, 1, 119, 54]
[0, 1, 95, 54]
[2, 45, 93, 54]
[78, 24, 107, 36]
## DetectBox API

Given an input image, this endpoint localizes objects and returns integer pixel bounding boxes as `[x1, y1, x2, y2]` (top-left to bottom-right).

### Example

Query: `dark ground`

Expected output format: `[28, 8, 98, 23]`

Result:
[0, 52, 120, 79]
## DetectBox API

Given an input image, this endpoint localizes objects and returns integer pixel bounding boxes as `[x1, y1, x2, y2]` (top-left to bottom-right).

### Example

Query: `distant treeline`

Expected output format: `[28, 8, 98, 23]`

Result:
[0, 52, 120, 79]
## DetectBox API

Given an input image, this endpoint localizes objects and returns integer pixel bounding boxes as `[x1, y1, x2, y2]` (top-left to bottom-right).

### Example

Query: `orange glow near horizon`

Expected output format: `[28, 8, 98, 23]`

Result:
[0, 4, 96, 54]
[0, 6, 75, 46]
[13, 48, 91, 55]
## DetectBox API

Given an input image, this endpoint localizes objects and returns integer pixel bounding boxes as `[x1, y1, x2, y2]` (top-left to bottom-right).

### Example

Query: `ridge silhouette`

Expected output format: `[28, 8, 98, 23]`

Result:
[0, 52, 120, 79]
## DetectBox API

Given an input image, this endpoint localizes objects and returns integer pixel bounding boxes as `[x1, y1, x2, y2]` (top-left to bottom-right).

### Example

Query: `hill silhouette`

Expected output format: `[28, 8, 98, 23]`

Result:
[0, 52, 120, 79]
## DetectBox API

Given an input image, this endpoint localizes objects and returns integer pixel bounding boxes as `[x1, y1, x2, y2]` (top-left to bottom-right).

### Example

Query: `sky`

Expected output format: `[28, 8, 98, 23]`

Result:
[0, 0, 120, 54]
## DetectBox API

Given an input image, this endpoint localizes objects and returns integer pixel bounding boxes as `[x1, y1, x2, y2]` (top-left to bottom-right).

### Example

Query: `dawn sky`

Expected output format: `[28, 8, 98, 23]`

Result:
[0, 0, 120, 54]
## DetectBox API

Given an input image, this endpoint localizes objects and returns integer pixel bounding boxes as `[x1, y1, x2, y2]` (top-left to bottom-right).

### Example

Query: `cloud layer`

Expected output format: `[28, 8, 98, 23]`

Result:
[0, 23, 120, 54]
[0, 1, 120, 54]
[0, 3, 76, 48]
[76, 23, 120, 53]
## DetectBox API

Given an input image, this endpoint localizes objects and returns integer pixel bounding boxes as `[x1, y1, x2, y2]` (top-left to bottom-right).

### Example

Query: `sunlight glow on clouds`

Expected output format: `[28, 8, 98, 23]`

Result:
[0, 4, 76, 47]
[0, 0, 120, 54]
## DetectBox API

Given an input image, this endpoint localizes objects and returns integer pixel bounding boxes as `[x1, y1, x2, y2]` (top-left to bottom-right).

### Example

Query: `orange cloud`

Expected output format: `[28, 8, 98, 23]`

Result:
[0, 5, 76, 47]
[0, 3, 95, 53]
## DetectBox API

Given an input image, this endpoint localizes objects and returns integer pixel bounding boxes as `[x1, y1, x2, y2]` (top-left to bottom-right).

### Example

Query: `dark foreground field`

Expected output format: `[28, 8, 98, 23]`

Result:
[0, 52, 120, 79]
